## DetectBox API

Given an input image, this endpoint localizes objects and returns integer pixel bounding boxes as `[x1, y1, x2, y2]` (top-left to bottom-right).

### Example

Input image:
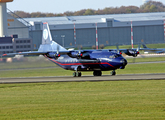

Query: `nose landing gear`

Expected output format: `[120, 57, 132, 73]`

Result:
[111, 70, 116, 76]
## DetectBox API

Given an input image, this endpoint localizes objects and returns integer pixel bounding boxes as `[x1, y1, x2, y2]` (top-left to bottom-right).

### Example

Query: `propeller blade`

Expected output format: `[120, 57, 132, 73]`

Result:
[116, 43, 119, 53]
[136, 43, 141, 51]
[77, 45, 81, 53]
[77, 45, 83, 58]
[57, 45, 59, 54]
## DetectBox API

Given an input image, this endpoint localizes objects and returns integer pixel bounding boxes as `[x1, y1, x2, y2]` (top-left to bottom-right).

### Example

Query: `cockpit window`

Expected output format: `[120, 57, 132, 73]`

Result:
[110, 54, 122, 58]
[114, 54, 122, 58]
[109, 55, 113, 58]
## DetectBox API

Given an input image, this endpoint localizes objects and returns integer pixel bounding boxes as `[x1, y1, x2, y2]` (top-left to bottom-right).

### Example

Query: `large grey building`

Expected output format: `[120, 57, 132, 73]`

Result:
[0, 13, 33, 54]
[7, 12, 165, 50]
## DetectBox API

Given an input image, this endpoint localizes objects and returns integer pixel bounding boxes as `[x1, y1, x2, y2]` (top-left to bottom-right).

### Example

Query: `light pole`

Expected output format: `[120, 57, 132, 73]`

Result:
[61, 35, 65, 47]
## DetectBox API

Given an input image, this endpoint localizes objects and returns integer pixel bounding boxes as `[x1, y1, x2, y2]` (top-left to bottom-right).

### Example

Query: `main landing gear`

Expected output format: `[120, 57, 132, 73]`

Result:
[93, 71, 102, 76]
[93, 70, 116, 76]
[73, 70, 116, 77]
[73, 72, 82, 77]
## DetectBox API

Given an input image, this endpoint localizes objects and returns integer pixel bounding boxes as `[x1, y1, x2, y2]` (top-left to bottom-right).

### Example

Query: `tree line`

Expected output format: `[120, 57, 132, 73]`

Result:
[10, 1, 165, 18]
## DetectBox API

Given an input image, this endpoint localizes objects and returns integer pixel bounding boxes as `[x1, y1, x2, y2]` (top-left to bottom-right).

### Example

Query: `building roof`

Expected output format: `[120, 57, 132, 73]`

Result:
[22, 12, 165, 25]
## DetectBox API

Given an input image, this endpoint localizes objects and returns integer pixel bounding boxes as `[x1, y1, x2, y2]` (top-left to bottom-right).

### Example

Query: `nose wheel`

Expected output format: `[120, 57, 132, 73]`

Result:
[73, 72, 82, 77]
[111, 70, 116, 76]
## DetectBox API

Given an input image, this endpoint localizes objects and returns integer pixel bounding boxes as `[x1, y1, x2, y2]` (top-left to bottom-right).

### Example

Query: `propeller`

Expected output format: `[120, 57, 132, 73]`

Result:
[136, 43, 140, 51]
[132, 43, 146, 63]
[77, 45, 83, 58]
[116, 43, 122, 54]
[57, 45, 59, 54]
[55, 45, 60, 58]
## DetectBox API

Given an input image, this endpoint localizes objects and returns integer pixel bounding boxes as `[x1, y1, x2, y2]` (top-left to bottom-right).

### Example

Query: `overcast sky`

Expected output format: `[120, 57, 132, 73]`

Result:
[7, 0, 165, 13]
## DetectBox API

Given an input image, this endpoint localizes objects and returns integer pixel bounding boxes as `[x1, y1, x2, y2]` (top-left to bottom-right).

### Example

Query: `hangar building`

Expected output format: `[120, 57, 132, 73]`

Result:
[6, 12, 165, 50]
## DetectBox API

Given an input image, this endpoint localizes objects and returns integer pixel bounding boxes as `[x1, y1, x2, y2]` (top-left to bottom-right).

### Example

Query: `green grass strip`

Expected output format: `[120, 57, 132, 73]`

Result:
[0, 81, 165, 119]
[0, 63, 165, 78]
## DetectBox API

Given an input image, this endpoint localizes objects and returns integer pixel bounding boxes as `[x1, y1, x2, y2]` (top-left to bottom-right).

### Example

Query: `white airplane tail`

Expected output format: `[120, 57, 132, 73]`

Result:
[38, 22, 67, 52]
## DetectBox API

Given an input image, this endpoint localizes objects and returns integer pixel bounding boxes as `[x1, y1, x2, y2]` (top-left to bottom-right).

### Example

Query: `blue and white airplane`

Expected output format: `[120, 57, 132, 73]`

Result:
[109, 46, 140, 57]
[142, 43, 165, 54]
[2, 22, 127, 77]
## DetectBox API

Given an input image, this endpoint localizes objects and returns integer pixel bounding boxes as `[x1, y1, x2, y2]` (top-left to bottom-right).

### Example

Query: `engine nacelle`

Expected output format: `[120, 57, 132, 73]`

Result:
[126, 49, 139, 57]
[47, 52, 60, 59]
[68, 51, 90, 59]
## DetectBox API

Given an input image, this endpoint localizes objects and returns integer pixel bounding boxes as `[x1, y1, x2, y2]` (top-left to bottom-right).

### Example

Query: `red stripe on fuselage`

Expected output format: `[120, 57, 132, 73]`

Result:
[45, 56, 115, 68]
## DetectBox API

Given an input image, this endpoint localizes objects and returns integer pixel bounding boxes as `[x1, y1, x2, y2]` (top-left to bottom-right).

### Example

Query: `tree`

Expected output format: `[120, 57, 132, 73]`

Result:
[73, 9, 86, 16]
[150, 5, 157, 12]
[64, 11, 74, 16]
[9, 1, 165, 18]
[12, 11, 30, 18]
[83, 9, 95, 15]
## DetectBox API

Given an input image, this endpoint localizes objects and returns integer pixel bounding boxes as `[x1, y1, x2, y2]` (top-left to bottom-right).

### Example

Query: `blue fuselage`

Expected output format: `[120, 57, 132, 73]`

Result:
[45, 50, 127, 71]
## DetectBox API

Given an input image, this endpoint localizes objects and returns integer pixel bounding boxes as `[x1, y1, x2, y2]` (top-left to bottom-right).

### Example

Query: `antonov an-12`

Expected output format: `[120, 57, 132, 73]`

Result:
[2, 23, 127, 77]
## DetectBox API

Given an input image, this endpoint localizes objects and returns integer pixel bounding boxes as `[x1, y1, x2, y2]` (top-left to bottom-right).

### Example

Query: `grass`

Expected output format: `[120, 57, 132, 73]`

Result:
[75, 43, 165, 51]
[0, 57, 54, 70]
[0, 81, 165, 119]
[0, 62, 165, 78]
[104, 43, 165, 49]
[126, 56, 165, 63]
[1, 44, 165, 119]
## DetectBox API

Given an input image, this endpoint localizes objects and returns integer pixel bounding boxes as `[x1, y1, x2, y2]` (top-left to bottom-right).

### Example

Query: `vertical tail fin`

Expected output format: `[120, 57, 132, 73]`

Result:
[42, 22, 52, 44]
[142, 44, 148, 48]
[38, 22, 67, 52]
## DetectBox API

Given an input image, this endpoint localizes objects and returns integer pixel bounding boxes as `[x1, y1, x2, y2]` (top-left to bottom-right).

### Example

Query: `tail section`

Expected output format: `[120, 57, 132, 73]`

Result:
[42, 22, 52, 44]
[38, 22, 67, 52]
[142, 44, 148, 48]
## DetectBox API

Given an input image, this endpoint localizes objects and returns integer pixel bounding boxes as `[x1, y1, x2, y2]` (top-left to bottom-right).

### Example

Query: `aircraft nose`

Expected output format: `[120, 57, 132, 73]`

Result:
[120, 59, 127, 69]
[123, 59, 127, 66]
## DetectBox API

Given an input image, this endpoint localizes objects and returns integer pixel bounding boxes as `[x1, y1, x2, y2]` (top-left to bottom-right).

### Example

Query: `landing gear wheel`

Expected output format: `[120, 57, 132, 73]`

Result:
[77, 72, 81, 77]
[111, 70, 116, 76]
[93, 71, 102, 76]
[73, 72, 82, 77]
[78, 72, 81, 77]
[73, 72, 77, 77]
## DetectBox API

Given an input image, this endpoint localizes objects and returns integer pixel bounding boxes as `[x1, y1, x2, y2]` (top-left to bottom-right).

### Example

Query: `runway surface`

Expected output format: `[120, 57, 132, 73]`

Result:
[1, 73, 165, 83]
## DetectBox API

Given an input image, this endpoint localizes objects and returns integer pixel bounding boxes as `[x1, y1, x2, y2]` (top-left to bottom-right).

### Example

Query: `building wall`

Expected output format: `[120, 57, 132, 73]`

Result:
[7, 14, 29, 38]
[0, 37, 33, 54]
[29, 30, 42, 49]
[12, 38, 33, 53]
[29, 19, 165, 49]
[134, 25, 164, 44]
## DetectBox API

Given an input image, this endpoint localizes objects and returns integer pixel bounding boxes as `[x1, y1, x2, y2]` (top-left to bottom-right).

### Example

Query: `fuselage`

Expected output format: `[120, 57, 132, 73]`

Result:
[45, 50, 127, 72]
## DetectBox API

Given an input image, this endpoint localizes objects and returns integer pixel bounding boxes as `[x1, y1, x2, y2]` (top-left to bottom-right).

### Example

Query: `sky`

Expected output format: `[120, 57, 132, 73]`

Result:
[7, 0, 165, 13]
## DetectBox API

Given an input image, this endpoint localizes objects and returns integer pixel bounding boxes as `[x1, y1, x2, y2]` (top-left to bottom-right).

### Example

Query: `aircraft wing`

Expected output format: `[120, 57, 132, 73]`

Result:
[2, 51, 47, 57]
[1, 51, 70, 57]
[108, 48, 136, 53]
[108, 48, 140, 57]
[142, 49, 165, 53]
[141, 43, 165, 53]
